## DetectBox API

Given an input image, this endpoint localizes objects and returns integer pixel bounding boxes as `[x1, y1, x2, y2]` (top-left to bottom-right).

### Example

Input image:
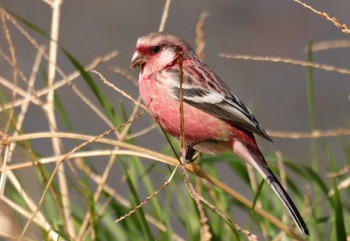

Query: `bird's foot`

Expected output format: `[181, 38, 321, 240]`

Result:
[180, 145, 199, 164]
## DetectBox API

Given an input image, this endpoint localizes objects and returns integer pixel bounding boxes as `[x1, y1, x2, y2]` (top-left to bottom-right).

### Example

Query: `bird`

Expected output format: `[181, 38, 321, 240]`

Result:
[130, 32, 309, 236]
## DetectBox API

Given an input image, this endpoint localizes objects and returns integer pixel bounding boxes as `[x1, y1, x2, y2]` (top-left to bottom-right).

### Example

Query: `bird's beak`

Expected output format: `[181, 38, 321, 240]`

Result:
[130, 51, 147, 69]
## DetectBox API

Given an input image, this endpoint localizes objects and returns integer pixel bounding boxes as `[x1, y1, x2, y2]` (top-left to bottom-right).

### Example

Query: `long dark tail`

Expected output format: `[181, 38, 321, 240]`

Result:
[233, 139, 309, 235]
[260, 163, 310, 236]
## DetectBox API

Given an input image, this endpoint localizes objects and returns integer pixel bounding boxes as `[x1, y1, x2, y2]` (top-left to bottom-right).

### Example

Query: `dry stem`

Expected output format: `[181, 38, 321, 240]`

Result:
[220, 54, 350, 75]
[293, 0, 350, 34]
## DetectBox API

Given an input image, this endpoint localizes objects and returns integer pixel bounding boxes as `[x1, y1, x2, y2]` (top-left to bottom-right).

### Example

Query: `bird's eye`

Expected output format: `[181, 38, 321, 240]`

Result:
[150, 46, 161, 54]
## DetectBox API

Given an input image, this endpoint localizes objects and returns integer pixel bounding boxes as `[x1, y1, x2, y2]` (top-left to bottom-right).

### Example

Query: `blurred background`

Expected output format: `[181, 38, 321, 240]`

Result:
[1, 0, 350, 240]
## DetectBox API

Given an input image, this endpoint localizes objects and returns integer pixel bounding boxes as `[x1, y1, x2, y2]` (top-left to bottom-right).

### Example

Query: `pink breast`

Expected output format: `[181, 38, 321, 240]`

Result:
[139, 77, 232, 144]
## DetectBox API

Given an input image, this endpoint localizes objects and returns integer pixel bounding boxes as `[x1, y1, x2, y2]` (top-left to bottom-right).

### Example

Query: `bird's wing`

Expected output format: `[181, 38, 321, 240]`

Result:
[164, 67, 272, 141]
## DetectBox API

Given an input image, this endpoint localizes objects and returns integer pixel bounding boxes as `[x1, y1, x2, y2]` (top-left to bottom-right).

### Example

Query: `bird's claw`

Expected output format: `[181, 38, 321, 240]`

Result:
[180, 146, 199, 164]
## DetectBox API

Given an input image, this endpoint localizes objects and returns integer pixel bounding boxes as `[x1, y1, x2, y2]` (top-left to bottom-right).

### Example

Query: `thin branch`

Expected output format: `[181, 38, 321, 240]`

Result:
[44, 0, 75, 238]
[158, 0, 171, 32]
[0, 232, 35, 241]
[195, 12, 209, 60]
[307, 39, 350, 52]
[1, 13, 18, 132]
[0, 76, 43, 108]
[4, 171, 57, 240]
[327, 165, 349, 178]
[267, 128, 350, 139]
[125, 123, 158, 140]
[293, 0, 350, 34]
[328, 176, 350, 196]
[2, 196, 60, 241]
[0, 49, 42, 196]
[109, 66, 138, 86]
[92, 69, 144, 109]
[181, 166, 212, 241]
[220, 54, 350, 75]
[0, 149, 171, 172]
[115, 164, 179, 223]
[178, 51, 185, 154]
[1, 132, 177, 165]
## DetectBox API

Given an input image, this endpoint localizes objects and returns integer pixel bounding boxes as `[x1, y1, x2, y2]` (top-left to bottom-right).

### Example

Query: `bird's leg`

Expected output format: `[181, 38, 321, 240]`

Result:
[180, 144, 199, 164]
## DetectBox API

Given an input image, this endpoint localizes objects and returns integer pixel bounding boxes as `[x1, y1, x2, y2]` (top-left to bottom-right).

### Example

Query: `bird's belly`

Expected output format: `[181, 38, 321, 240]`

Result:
[140, 80, 232, 144]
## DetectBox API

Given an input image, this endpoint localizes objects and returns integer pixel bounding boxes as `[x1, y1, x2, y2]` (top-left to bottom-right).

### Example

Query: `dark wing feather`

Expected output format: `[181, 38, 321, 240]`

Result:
[169, 67, 272, 141]
[190, 100, 272, 141]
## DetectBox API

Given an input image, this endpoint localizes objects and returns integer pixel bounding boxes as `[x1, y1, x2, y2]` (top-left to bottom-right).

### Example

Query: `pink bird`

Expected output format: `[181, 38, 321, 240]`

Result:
[131, 32, 309, 236]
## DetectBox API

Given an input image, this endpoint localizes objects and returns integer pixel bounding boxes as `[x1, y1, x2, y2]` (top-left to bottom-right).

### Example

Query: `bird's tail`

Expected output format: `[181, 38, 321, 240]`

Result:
[233, 140, 309, 236]
[257, 162, 310, 236]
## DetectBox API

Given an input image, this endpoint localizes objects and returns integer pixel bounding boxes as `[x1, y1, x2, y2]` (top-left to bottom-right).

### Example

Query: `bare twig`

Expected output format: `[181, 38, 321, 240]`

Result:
[220, 54, 350, 75]
[0, 232, 35, 241]
[181, 166, 212, 241]
[44, 0, 75, 238]
[327, 165, 349, 178]
[267, 128, 350, 139]
[115, 164, 179, 223]
[1, 13, 18, 132]
[1, 132, 177, 166]
[177, 51, 186, 155]
[0, 149, 171, 172]
[307, 39, 350, 52]
[109, 66, 138, 86]
[2, 196, 59, 241]
[0, 76, 43, 108]
[328, 176, 350, 196]
[125, 123, 158, 140]
[92, 69, 144, 109]
[195, 12, 209, 60]
[0, 49, 43, 196]
[158, 0, 171, 32]
[293, 0, 350, 34]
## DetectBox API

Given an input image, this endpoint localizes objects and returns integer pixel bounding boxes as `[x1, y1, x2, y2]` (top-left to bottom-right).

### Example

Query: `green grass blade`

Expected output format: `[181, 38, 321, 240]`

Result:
[103, 199, 129, 241]
[307, 38, 318, 172]
[304, 166, 333, 205]
[307, 38, 315, 133]
[120, 160, 154, 240]
[135, 159, 174, 240]
[8, 10, 50, 38]
[306, 38, 324, 239]
[251, 179, 265, 211]
[284, 161, 333, 206]
[54, 94, 73, 131]
[61, 48, 118, 125]
[329, 150, 347, 241]
[40, 65, 73, 131]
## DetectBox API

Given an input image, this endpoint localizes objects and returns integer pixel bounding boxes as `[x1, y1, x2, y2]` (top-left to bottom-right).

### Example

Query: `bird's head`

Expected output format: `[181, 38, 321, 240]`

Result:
[131, 32, 192, 75]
